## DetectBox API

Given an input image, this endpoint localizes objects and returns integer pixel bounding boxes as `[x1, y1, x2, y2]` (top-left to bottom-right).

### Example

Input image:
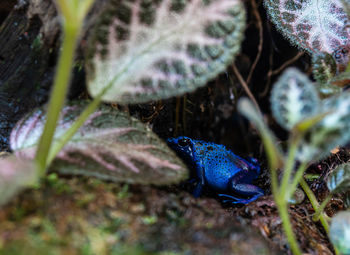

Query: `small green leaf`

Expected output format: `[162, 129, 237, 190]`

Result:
[86, 0, 246, 103]
[297, 91, 350, 162]
[330, 211, 350, 255]
[312, 52, 337, 85]
[271, 68, 320, 130]
[238, 98, 284, 169]
[10, 102, 188, 185]
[0, 155, 38, 206]
[327, 163, 350, 193]
[293, 111, 329, 134]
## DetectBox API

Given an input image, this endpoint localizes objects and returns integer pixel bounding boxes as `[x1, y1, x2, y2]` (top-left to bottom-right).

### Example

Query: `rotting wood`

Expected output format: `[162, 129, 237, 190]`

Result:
[0, 0, 107, 151]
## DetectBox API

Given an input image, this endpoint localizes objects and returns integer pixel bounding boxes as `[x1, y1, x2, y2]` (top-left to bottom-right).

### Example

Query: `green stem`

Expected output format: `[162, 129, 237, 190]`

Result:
[275, 197, 302, 255]
[45, 60, 119, 166]
[299, 179, 329, 233]
[35, 23, 80, 175]
[55, 0, 73, 21]
[47, 96, 102, 165]
[286, 162, 307, 200]
[313, 195, 331, 222]
[299, 179, 341, 255]
[280, 136, 300, 197]
[268, 152, 301, 254]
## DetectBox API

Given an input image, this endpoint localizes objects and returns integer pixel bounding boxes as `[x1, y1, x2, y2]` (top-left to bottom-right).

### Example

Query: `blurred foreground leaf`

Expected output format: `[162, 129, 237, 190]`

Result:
[10, 102, 188, 185]
[330, 211, 350, 255]
[86, 0, 246, 103]
[0, 155, 37, 206]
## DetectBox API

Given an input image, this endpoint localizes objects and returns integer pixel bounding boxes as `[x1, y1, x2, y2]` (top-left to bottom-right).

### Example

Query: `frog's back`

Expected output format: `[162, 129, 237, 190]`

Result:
[193, 140, 245, 191]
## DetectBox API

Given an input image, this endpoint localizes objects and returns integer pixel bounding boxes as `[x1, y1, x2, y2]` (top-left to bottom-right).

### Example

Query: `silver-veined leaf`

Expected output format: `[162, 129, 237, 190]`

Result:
[330, 211, 350, 255]
[10, 102, 188, 185]
[270, 68, 320, 130]
[327, 163, 350, 193]
[297, 91, 350, 162]
[264, 0, 349, 54]
[86, 0, 246, 103]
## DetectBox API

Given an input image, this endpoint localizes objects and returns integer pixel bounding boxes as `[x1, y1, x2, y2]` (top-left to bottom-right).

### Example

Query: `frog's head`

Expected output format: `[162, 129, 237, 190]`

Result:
[167, 136, 195, 163]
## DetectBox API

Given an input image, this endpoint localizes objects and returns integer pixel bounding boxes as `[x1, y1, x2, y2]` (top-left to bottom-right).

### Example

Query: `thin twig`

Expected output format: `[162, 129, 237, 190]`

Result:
[232, 63, 261, 114]
[260, 47, 274, 97]
[261, 51, 304, 98]
[246, 0, 263, 85]
[271, 51, 305, 76]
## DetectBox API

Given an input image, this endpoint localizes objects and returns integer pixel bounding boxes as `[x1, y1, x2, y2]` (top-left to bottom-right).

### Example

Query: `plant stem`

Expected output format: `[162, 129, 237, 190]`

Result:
[300, 179, 341, 255]
[275, 197, 302, 255]
[268, 151, 301, 254]
[286, 162, 307, 200]
[35, 23, 80, 175]
[47, 95, 102, 165]
[55, 0, 72, 20]
[313, 195, 331, 222]
[280, 137, 299, 197]
[299, 178, 330, 233]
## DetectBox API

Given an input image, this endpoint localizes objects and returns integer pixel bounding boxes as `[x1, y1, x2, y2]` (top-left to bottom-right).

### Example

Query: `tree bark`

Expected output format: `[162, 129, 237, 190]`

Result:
[0, 0, 105, 150]
[0, 0, 60, 150]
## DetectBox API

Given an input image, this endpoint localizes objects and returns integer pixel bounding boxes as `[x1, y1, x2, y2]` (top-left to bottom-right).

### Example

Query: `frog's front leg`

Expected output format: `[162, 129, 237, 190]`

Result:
[193, 161, 206, 198]
[218, 173, 264, 204]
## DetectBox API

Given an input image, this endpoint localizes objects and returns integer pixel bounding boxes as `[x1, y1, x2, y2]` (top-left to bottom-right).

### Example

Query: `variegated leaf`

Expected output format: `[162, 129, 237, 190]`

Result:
[327, 163, 350, 193]
[270, 68, 320, 130]
[86, 0, 245, 103]
[330, 211, 350, 254]
[296, 91, 350, 162]
[10, 102, 188, 185]
[264, 0, 349, 54]
[0, 155, 38, 206]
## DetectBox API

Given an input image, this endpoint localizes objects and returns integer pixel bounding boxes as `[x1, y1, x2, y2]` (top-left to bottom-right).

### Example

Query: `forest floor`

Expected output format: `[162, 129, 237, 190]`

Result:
[0, 147, 348, 254]
[0, 0, 348, 254]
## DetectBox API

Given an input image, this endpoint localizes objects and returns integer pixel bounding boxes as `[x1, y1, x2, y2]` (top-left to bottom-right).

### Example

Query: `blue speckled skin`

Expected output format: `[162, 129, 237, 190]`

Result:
[167, 136, 264, 204]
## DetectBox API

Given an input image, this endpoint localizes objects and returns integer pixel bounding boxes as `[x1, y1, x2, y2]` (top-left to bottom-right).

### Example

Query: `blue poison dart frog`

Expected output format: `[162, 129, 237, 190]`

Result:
[167, 136, 264, 204]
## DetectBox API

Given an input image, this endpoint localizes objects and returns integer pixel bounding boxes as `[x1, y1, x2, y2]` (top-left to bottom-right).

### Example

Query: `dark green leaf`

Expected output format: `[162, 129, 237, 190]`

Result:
[327, 163, 350, 193]
[10, 102, 188, 185]
[297, 91, 350, 162]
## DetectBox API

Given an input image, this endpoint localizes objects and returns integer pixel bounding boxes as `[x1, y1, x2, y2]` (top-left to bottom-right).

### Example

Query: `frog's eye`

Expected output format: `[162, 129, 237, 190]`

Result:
[178, 138, 190, 147]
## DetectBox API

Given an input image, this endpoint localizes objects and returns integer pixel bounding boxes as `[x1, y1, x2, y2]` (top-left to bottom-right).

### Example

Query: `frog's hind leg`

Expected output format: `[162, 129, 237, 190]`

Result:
[218, 177, 264, 204]
[218, 184, 264, 204]
[193, 182, 203, 198]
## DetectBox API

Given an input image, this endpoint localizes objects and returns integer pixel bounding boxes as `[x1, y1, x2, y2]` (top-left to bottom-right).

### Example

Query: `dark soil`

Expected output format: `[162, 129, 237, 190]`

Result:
[0, 176, 279, 255]
[0, 147, 349, 254]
